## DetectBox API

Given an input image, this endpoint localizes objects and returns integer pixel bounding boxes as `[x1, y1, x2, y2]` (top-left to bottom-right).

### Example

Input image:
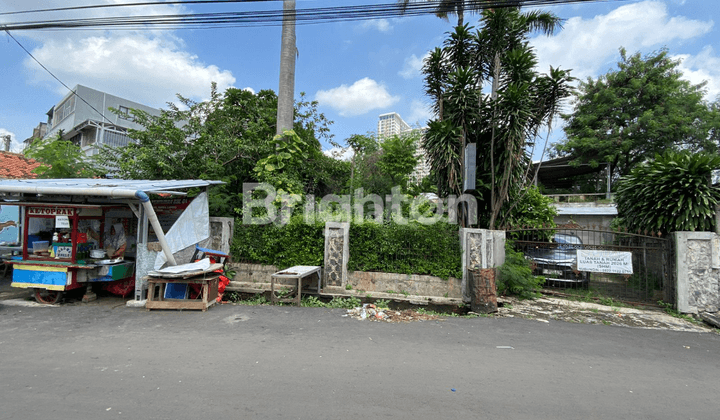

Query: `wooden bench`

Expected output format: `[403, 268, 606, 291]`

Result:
[270, 266, 322, 306]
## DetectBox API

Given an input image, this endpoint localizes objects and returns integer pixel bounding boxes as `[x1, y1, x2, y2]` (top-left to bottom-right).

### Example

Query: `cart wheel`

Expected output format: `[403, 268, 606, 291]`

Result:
[34, 288, 63, 304]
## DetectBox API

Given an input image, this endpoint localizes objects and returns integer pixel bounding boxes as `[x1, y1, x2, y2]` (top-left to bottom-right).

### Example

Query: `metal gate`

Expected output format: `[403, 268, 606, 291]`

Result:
[507, 227, 674, 305]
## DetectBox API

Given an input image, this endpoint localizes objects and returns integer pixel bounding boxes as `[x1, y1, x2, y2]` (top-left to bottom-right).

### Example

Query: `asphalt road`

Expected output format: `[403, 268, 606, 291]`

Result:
[1, 298, 718, 420]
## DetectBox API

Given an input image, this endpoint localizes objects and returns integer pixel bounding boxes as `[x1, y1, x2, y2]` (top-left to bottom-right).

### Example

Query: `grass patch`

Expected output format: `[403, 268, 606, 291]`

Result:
[658, 301, 701, 324]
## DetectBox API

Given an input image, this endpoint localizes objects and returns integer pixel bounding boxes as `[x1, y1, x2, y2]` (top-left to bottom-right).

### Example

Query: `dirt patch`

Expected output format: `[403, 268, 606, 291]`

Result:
[342, 297, 717, 331]
[344, 305, 440, 323]
[496, 296, 715, 333]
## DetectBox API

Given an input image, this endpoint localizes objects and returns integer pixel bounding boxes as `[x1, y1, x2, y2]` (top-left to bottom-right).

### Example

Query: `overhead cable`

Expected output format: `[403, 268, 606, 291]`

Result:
[0, 1, 622, 30]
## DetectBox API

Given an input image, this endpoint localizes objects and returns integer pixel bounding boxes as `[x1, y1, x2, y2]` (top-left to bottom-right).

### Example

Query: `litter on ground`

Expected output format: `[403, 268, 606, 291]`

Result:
[344, 304, 440, 323]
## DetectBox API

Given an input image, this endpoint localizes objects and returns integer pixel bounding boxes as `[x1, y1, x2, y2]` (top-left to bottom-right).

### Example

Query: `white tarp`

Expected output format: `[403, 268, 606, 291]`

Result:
[154, 192, 209, 269]
[577, 250, 633, 274]
[149, 258, 211, 276]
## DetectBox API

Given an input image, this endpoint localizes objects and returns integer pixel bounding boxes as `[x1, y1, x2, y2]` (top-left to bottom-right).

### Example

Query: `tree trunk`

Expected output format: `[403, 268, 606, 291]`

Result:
[276, 0, 296, 136]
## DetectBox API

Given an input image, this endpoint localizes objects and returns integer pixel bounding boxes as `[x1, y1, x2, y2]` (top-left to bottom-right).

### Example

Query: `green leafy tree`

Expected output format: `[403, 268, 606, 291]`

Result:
[253, 130, 309, 196]
[98, 84, 339, 216]
[344, 131, 420, 196]
[502, 186, 557, 229]
[377, 132, 420, 190]
[25, 131, 101, 178]
[557, 48, 720, 186]
[346, 133, 379, 192]
[615, 150, 720, 234]
[422, 8, 573, 228]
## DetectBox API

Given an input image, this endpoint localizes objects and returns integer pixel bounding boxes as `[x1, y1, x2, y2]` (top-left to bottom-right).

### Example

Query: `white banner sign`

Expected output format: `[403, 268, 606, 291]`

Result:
[577, 250, 633, 274]
[55, 215, 70, 229]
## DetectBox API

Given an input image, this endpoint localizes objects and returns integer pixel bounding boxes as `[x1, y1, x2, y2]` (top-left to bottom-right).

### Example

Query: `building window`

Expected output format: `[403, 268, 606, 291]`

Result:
[52, 95, 76, 126]
[118, 105, 134, 121]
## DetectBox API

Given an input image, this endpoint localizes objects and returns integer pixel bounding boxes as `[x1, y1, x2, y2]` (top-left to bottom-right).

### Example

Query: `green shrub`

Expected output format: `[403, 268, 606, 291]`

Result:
[615, 151, 720, 234]
[496, 242, 543, 299]
[348, 221, 462, 279]
[231, 214, 325, 269]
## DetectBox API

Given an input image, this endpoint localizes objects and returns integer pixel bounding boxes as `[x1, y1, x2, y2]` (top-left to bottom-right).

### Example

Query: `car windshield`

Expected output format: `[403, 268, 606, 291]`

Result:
[527, 233, 583, 264]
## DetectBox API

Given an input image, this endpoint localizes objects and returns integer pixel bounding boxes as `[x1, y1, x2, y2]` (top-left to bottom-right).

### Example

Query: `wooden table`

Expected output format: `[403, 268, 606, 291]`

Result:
[270, 265, 322, 306]
[145, 271, 220, 312]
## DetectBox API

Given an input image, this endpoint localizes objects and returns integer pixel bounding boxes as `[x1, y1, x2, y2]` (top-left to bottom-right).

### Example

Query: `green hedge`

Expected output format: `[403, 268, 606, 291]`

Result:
[348, 221, 461, 279]
[231, 216, 325, 269]
[231, 216, 462, 279]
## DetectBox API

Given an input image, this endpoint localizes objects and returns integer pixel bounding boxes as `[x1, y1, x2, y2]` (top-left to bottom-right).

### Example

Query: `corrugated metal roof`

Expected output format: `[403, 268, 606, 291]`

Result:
[0, 178, 224, 197]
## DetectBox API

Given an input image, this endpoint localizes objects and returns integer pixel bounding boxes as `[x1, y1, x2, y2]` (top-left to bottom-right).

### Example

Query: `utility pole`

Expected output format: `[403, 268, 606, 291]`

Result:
[276, 0, 296, 136]
[2, 135, 11, 152]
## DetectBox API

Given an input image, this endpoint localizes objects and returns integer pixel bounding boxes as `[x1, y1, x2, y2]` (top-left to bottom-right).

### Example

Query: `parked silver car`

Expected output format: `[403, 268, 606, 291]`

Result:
[527, 233, 589, 287]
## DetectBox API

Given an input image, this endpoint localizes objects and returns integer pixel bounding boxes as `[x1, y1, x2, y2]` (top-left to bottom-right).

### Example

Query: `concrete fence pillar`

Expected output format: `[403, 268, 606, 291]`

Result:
[674, 231, 720, 314]
[461, 228, 505, 303]
[324, 222, 349, 288]
[209, 217, 235, 255]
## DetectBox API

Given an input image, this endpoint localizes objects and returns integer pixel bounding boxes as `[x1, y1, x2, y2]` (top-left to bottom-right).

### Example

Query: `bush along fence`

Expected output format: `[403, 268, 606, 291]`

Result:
[228, 216, 506, 304]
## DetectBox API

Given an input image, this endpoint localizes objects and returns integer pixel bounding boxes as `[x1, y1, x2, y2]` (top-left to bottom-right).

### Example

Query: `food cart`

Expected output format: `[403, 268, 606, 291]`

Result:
[0, 179, 223, 304]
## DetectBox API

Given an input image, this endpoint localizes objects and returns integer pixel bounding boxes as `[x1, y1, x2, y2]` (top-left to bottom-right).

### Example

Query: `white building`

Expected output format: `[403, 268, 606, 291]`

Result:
[377, 112, 412, 139]
[41, 85, 161, 156]
[377, 112, 430, 183]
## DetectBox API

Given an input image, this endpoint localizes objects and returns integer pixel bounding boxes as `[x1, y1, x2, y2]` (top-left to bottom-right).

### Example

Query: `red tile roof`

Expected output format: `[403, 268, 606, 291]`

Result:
[0, 152, 42, 179]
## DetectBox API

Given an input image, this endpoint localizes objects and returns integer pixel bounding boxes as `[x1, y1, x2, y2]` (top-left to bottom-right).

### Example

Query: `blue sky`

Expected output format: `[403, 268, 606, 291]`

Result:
[1, 0, 718, 160]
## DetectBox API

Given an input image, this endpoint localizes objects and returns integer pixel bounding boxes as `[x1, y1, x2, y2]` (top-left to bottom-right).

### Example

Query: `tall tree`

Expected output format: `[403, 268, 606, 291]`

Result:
[345, 133, 379, 191]
[98, 85, 337, 216]
[344, 132, 420, 196]
[422, 7, 573, 228]
[276, 0, 297, 135]
[557, 48, 720, 185]
[377, 132, 421, 189]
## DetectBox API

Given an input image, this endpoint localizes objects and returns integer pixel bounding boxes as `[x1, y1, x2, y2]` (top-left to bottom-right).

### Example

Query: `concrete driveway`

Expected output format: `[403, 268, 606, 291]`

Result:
[1, 297, 719, 420]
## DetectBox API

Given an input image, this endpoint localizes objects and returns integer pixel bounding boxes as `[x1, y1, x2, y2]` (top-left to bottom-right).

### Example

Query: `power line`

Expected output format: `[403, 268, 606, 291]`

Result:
[0, 1, 277, 17]
[0, 0, 622, 131]
[2, 29, 115, 125]
[0, 1, 625, 30]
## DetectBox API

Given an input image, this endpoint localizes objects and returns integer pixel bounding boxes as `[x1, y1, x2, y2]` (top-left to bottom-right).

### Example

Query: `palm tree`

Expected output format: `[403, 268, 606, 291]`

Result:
[276, 0, 296, 135]
[399, 0, 488, 26]
[422, 7, 573, 228]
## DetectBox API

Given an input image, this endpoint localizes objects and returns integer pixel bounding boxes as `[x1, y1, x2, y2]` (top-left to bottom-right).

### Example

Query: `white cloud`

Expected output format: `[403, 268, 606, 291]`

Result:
[323, 147, 354, 161]
[315, 78, 400, 116]
[533, 1, 713, 81]
[399, 53, 429, 79]
[358, 19, 393, 33]
[25, 34, 235, 109]
[404, 99, 433, 127]
[5, 1, 234, 108]
[674, 47, 720, 101]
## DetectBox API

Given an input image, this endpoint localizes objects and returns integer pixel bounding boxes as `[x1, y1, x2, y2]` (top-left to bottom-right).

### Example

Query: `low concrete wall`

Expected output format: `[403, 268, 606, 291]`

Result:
[226, 262, 462, 301]
[674, 232, 720, 314]
[349, 270, 462, 299]
[228, 263, 278, 289]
